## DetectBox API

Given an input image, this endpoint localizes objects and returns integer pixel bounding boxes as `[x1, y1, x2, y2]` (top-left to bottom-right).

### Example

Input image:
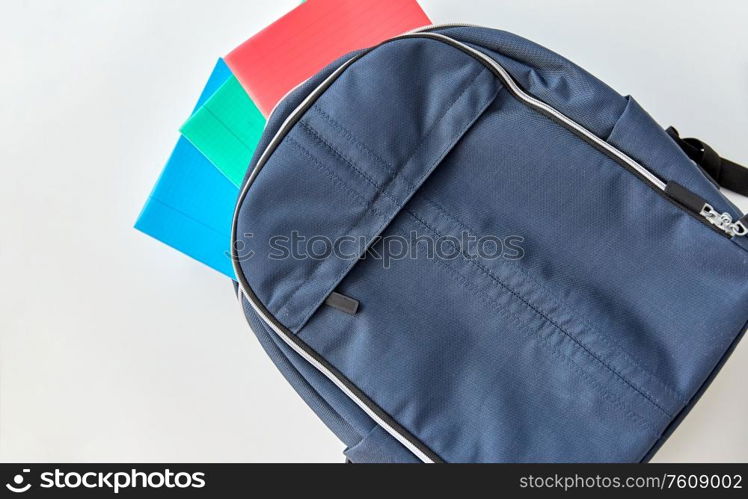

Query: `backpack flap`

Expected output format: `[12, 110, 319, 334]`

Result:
[235, 37, 502, 333]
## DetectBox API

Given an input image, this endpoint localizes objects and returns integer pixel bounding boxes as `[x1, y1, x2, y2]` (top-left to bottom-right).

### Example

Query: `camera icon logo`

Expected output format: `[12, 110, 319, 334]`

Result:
[5, 469, 31, 493]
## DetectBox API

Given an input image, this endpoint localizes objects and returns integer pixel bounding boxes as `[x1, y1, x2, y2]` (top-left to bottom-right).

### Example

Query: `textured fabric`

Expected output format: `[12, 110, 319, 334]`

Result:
[235, 27, 748, 462]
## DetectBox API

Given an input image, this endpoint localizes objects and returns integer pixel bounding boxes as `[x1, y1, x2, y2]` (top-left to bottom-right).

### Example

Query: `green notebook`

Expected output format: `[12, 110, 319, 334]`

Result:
[180, 76, 266, 186]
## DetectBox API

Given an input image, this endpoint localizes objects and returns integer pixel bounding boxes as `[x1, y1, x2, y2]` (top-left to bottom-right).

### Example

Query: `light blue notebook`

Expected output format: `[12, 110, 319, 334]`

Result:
[135, 59, 239, 278]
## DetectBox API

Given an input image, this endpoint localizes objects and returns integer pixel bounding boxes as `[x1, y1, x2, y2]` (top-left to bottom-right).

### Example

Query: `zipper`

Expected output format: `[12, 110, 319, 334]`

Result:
[407, 22, 485, 34]
[260, 26, 746, 240]
[412, 33, 665, 191]
[405, 30, 745, 239]
[701, 204, 748, 237]
[232, 29, 746, 466]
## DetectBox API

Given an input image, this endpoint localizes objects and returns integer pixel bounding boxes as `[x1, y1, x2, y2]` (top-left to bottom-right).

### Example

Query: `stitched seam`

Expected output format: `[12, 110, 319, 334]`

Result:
[406, 206, 673, 417]
[298, 120, 385, 191]
[285, 136, 387, 219]
[415, 196, 686, 405]
[397, 68, 485, 181]
[298, 120, 406, 210]
[312, 106, 398, 175]
[603, 96, 631, 142]
[387, 225, 659, 436]
[275, 75, 662, 432]
[439, 256, 660, 435]
[277, 136, 391, 325]
[310, 100, 684, 406]
[288, 67, 492, 331]
[403, 207, 673, 418]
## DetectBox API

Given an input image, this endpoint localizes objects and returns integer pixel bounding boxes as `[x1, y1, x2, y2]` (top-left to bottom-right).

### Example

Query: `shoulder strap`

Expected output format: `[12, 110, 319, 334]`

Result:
[667, 127, 748, 197]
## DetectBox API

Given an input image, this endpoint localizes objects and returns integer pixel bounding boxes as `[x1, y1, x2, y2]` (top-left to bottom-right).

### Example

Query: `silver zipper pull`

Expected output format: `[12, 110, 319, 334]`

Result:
[700, 204, 748, 237]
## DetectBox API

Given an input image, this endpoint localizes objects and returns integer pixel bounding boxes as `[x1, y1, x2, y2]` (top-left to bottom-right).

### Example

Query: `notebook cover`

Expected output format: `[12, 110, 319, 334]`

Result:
[180, 76, 266, 187]
[135, 59, 239, 278]
[225, 0, 431, 115]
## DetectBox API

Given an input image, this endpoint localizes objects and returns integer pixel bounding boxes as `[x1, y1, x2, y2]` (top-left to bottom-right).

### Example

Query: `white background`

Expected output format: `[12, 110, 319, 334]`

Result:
[1, 0, 747, 463]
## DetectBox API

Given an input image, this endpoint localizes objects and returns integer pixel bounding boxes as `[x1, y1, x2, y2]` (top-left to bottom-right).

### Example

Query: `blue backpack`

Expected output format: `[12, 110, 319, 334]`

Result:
[231, 25, 748, 463]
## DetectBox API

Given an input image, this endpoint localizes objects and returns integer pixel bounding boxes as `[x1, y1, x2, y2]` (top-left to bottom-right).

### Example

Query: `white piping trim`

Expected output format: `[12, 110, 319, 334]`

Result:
[237, 289, 435, 463]
[403, 32, 667, 191]
[233, 57, 359, 215]
[232, 54, 436, 463]
[267, 77, 311, 122]
[232, 29, 680, 466]
[406, 23, 485, 35]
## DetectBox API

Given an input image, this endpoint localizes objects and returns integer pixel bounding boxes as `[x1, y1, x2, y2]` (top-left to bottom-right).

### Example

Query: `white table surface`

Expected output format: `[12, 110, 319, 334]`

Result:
[1, 0, 746, 462]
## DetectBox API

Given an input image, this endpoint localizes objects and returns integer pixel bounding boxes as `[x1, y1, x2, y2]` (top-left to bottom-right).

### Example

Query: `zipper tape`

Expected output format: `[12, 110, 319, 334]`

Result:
[406, 31, 744, 239]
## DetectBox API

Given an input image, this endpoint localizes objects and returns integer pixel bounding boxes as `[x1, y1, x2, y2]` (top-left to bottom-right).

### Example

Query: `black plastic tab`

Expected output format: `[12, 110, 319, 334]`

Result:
[665, 181, 707, 215]
[325, 292, 360, 315]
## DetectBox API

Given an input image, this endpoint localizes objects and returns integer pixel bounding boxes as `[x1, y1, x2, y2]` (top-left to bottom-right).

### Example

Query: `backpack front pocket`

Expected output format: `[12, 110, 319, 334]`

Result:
[234, 37, 503, 334]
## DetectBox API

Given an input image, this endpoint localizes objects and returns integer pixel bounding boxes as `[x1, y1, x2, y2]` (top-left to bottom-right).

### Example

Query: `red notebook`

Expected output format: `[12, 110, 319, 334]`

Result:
[225, 0, 431, 116]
